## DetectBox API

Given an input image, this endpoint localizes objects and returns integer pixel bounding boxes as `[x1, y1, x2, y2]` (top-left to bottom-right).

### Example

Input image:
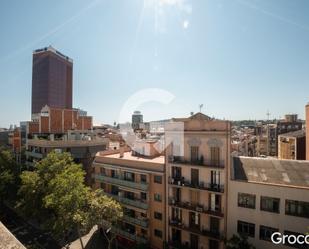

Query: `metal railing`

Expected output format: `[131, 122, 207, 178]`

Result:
[123, 215, 149, 228]
[112, 227, 148, 244]
[94, 174, 148, 191]
[104, 192, 149, 210]
[168, 156, 225, 168]
[169, 177, 224, 193]
[25, 151, 43, 159]
[169, 219, 222, 240]
[168, 198, 224, 217]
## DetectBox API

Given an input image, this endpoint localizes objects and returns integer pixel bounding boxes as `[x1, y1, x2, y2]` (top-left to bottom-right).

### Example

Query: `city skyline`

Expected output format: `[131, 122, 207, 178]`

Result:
[1, 0, 309, 127]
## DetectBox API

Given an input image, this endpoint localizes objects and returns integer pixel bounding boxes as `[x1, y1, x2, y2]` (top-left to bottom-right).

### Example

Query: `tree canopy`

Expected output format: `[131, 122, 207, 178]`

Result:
[225, 234, 256, 249]
[0, 148, 20, 201]
[17, 151, 123, 246]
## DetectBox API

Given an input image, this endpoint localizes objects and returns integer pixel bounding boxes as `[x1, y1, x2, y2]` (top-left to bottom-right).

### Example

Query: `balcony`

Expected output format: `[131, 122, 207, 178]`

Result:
[168, 198, 224, 217]
[168, 156, 224, 169]
[169, 177, 224, 193]
[104, 192, 149, 210]
[25, 150, 43, 159]
[123, 215, 149, 228]
[112, 227, 148, 244]
[94, 174, 149, 191]
[169, 219, 222, 240]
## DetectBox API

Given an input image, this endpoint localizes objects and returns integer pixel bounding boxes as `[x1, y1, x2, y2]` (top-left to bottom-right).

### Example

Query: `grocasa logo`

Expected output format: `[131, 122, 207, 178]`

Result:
[271, 232, 309, 246]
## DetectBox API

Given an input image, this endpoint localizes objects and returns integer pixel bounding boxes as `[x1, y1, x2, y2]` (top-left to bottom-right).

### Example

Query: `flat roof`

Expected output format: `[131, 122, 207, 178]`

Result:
[232, 156, 309, 188]
[33, 45, 73, 63]
[279, 129, 305, 138]
[102, 151, 165, 164]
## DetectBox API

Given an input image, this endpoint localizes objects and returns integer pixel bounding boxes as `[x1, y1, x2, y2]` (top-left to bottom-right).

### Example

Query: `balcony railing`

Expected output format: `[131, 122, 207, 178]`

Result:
[104, 192, 149, 210]
[112, 227, 148, 244]
[169, 177, 224, 193]
[123, 215, 149, 228]
[168, 198, 224, 217]
[25, 150, 43, 159]
[94, 174, 149, 191]
[168, 156, 224, 168]
[169, 219, 222, 240]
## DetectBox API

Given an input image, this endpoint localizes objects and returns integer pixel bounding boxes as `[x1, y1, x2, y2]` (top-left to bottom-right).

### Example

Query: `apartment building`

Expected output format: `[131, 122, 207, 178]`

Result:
[227, 156, 309, 249]
[306, 103, 309, 160]
[25, 105, 107, 185]
[92, 144, 166, 249]
[278, 130, 306, 160]
[165, 112, 231, 249]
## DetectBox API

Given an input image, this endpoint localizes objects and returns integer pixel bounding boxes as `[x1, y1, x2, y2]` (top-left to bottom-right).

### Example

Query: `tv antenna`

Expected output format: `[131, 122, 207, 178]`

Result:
[199, 104, 204, 113]
[266, 110, 271, 121]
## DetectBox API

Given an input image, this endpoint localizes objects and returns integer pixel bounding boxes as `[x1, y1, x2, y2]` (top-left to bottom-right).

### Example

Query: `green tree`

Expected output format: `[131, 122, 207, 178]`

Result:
[17, 152, 77, 221]
[0, 148, 20, 202]
[225, 234, 256, 249]
[87, 190, 123, 249]
[43, 162, 90, 240]
[17, 151, 123, 249]
[17, 152, 90, 242]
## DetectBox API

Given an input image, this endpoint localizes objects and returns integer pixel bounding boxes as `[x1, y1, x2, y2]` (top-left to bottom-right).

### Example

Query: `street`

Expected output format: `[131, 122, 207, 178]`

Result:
[0, 204, 61, 249]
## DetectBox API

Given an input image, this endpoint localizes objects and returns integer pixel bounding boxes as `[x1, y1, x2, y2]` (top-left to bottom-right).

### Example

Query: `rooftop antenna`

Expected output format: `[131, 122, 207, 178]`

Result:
[266, 110, 271, 121]
[199, 104, 204, 113]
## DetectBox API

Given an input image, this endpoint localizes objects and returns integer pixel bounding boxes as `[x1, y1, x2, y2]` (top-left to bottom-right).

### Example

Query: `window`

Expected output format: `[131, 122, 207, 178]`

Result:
[111, 170, 118, 178]
[154, 193, 162, 202]
[189, 211, 200, 227]
[154, 175, 162, 184]
[172, 207, 182, 221]
[259, 225, 279, 241]
[100, 182, 106, 190]
[154, 229, 162, 238]
[125, 191, 135, 200]
[284, 231, 307, 249]
[100, 168, 105, 175]
[209, 239, 219, 249]
[237, 220, 255, 237]
[238, 193, 256, 209]
[260, 196, 280, 213]
[141, 228, 147, 236]
[140, 174, 147, 183]
[190, 146, 199, 162]
[124, 172, 135, 182]
[111, 185, 119, 195]
[154, 212, 162, 220]
[141, 192, 147, 200]
[285, 200, 309, 218]
[210, 147, 220, 166]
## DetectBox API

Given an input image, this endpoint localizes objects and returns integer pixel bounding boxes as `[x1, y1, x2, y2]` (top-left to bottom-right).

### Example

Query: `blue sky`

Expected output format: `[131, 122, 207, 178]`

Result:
[0, 0, 309, 127]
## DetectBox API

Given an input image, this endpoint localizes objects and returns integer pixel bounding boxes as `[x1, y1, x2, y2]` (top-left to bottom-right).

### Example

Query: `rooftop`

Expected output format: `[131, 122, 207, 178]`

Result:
[232, 156, 309, 188]
[101, 151, 165, 164]
[0, 222, 26, 249]
[279, 129, 305, 138]
[33, 45, 73, 63]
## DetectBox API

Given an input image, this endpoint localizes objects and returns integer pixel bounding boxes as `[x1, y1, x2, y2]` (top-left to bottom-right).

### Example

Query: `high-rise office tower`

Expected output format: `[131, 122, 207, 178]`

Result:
[132, 110, 143, 130]
[31, 46, 73, 115]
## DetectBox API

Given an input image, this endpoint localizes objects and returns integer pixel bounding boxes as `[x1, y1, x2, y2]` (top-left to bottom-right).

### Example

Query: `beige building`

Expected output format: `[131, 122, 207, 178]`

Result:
[306, 103, 309, 160]
[256, 135, 268, 156]
[227, 156, 309, 249]
[165, 113, 231, 249]
[92, 144, 166, 249]
[278, 130, 306, 160]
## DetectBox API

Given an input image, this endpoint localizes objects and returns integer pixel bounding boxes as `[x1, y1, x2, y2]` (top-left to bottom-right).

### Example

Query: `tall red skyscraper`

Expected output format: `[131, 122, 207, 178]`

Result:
[31, 46, 73, 115]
